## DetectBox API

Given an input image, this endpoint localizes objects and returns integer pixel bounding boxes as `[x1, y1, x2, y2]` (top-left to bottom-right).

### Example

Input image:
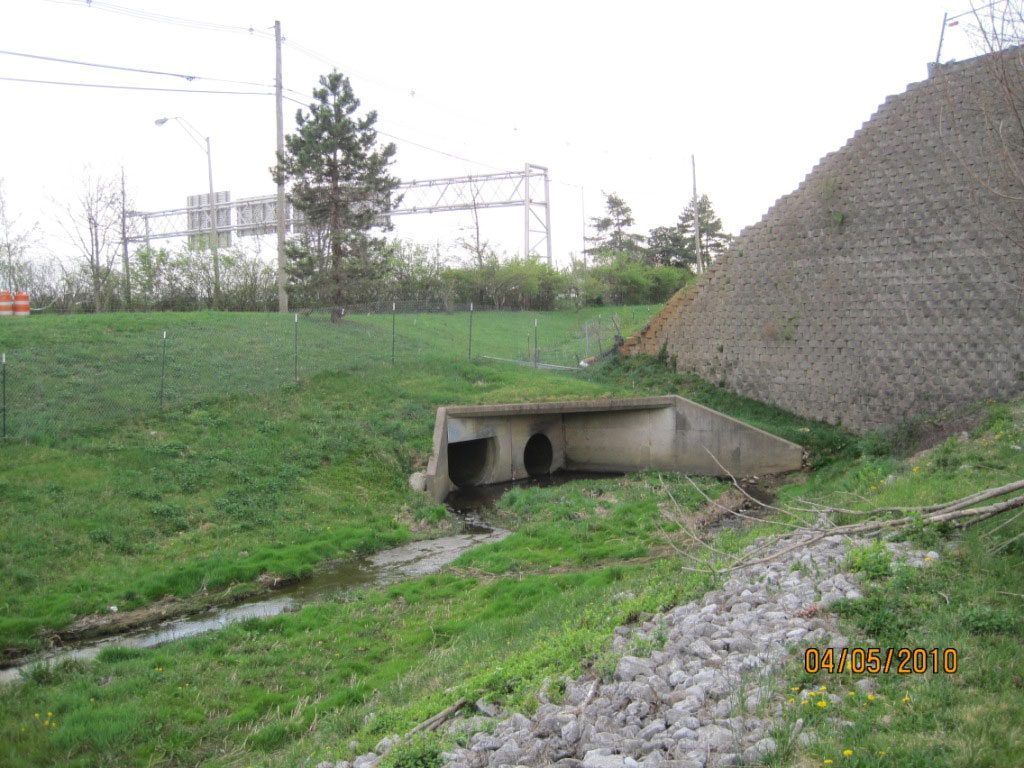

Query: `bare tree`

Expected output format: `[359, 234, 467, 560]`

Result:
[0, 179, 39, 293]
[456, 177, 493, 268]
[935, 3, 1024, 306]
[58, 171, 123, 312]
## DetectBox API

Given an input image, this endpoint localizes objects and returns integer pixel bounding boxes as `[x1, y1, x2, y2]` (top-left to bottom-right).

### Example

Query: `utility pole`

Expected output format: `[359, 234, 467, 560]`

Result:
[935, 11, 949, 65]
[207, 136, 220, 309]
[120, 167, 131, 310]
[691, 154, 703, 274]
[275, 19, 288, 313]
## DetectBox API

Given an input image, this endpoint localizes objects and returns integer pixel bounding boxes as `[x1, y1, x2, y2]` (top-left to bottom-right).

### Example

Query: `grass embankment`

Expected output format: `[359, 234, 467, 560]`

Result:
[0, 306, 657, 439]
[0, 306, 657, 645]
[1, 312, 1021, 767]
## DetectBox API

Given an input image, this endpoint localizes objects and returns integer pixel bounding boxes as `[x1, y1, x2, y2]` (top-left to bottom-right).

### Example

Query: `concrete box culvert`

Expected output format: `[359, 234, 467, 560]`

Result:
[420, 396, 805, 501]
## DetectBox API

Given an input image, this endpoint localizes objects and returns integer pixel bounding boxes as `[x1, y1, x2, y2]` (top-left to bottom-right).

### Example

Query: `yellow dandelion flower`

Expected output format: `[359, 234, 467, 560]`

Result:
[808, 690, 818, 697]
[47, 712, 52, 718]
[843, 749, 854, 758]
[819, 685, 827, 691]
[788, 696, 796, 703]
[867, 693, 877, 701]
[847, 690, 857, 696]
[913, 465, 921, 472]
[817, 699, 828, 708]
[33, 713, 39, 719]
[902, 695, 912, 704]
[802, 699, 810, 706]
[790, 686, 801, 692]
[823, 760, 834, 766]
[878, 751, 887, 757]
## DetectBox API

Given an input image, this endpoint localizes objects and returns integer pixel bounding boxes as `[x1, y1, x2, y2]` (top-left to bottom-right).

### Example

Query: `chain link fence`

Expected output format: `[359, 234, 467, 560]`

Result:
[0, 302, 657, 441]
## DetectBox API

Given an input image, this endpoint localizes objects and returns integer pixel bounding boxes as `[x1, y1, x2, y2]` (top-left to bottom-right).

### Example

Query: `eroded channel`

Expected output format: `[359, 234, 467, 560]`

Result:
[1, 527, 506, 686]
[1, 472, 612, 686]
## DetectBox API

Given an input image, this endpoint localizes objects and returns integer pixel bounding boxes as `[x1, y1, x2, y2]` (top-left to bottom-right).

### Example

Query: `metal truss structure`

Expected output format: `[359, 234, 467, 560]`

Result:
[128, 163, 552, 264]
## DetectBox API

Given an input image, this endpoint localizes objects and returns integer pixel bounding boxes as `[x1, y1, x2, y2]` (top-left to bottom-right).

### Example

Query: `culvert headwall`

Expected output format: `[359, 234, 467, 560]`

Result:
[420, 396, 804, 501]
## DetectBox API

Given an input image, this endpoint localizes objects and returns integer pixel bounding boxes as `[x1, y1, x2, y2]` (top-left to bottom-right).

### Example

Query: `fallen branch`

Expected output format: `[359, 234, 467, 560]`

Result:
[408, 697, 468, 736]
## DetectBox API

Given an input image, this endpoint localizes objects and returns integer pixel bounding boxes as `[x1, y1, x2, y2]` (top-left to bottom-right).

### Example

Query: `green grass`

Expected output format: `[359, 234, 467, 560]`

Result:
[0, 306, 658, 439]
[759, 401, 1024, 768]
[0, 307, 655, 648]
[1, 311, 1020, 767]
[0, 353, 620, 655]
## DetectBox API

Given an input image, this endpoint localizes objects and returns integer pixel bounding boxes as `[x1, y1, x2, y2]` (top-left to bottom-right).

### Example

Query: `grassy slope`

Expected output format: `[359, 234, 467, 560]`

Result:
[0, 308, 657, 652]
[0, 311, 1021, 767]
[0, 306, 657, 439]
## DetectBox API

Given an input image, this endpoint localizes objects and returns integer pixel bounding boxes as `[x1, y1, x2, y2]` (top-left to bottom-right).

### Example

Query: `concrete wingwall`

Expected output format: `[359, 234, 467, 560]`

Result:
[624, 50, 1024, 433]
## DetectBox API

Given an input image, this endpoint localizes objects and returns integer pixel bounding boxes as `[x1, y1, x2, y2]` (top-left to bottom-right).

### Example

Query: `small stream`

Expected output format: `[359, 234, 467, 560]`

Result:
[0, 471, 614, 686]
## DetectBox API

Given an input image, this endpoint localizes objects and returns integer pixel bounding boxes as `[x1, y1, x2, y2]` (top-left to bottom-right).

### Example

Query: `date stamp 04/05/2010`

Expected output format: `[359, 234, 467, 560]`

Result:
[804, 647, 959, 675]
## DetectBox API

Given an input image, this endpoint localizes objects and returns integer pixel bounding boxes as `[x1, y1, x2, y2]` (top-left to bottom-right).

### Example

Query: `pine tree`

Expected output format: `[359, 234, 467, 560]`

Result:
[585, 192, 645, 261]
[678, 194, 731, 271]
[274, 71, 400, 307]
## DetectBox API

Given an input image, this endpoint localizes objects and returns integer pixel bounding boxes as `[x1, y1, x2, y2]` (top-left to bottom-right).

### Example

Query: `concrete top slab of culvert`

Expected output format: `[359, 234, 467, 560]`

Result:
[420, 395, 804, 501]
[442, 396, 676, 417]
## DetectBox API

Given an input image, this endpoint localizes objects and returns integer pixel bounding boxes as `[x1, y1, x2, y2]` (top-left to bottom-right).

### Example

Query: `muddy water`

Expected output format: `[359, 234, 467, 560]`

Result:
[0, 471, 612, 686]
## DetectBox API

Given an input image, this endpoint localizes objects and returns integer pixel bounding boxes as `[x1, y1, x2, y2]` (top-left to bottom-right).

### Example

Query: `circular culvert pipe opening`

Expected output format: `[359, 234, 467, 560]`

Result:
[523, 433, 553, 477]
[447, 437, 493, 487]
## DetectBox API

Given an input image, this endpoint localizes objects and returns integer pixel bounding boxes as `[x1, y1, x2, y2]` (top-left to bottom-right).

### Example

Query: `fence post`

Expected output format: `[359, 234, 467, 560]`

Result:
[294, 313, 299, 383]
[159, 330, 167, 411]
[533, 317, 539, 368]
[391, 302, 397, 365]
[1, 352, 6, 440]
[467, 301, 474, 361]
[597, 315, 604, 354]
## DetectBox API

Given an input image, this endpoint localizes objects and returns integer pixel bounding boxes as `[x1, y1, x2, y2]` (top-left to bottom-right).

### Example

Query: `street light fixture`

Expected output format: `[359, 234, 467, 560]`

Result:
[155, 116, 221, 309]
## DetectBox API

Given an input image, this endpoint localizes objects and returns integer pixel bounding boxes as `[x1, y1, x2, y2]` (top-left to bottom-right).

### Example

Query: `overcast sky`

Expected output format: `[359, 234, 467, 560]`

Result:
[2, 0, 984, 267]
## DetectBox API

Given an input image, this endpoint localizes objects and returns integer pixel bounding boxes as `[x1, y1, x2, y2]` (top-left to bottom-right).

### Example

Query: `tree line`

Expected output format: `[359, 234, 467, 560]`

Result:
[0, 71, 731, 313]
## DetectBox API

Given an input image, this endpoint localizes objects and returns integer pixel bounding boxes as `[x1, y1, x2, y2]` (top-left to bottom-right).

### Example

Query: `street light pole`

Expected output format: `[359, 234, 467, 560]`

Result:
[156, 116, 220, 309]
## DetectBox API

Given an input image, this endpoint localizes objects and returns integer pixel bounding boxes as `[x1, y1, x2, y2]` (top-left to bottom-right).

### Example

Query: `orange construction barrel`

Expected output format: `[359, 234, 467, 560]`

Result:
[0, 291, 11, 316]
[13, 292, 30, 316]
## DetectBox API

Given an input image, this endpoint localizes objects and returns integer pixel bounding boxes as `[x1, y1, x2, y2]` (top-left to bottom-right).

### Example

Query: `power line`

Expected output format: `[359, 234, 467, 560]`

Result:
[281, 94, 506, 172]
[37, 1, 579, 188]
[0, 76, 271, 96]
[41, 0, 271, 37]
[0, 48, 273, 89]
[278, 38, 590, 189]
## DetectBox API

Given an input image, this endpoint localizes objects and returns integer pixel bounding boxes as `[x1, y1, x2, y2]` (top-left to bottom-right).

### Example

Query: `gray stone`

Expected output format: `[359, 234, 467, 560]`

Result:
[487, 742, 521, 766]
[696, 724, 734, 750]
[616, 656, 654, 682]
[742, 737, 777, 762]
[476, 698, 501, 717]
[471, 734, 503, 751]
[854, 677, 878, 694]
[582, 748, 628, 768]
